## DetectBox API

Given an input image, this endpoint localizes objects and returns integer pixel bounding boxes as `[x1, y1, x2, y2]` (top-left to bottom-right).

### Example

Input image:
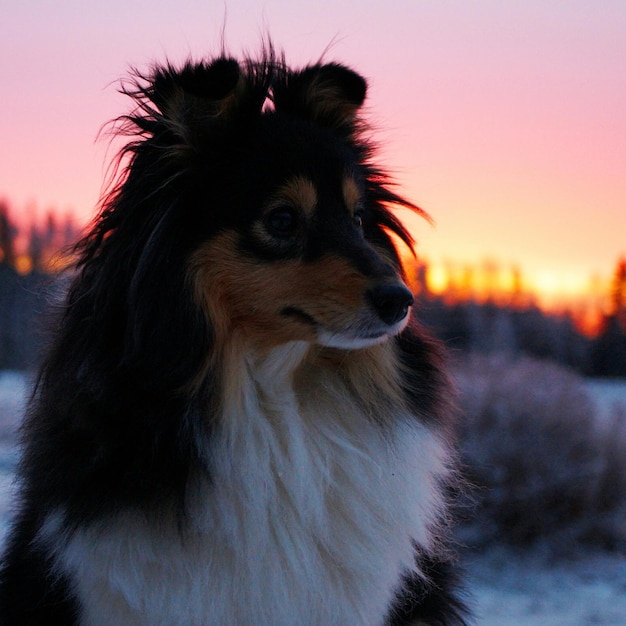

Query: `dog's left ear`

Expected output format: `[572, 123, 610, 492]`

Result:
[273, 63, 367, 133]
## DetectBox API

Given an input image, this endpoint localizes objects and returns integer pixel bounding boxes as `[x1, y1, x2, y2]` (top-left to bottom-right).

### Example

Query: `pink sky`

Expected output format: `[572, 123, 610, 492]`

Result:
[1, 1, 625, 301]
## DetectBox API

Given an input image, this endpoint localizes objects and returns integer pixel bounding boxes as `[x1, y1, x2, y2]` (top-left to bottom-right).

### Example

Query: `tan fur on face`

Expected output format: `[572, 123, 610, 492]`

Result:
[342, 177, 361, 217]
[189, 231, 383, 353]
[269, 176, 317, 217]
[249, 177, 318, 247]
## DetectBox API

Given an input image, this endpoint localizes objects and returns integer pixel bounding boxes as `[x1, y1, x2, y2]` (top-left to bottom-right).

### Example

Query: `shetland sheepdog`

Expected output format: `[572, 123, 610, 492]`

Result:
[0, 49, 470, 625]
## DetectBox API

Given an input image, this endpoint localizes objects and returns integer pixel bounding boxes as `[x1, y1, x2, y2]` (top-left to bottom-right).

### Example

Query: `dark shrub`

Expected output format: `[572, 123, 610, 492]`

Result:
[455, 354, 626, 551]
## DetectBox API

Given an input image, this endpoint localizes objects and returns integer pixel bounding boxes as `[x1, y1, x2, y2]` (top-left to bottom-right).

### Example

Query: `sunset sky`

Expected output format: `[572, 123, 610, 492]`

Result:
[1, 1, 625, 305]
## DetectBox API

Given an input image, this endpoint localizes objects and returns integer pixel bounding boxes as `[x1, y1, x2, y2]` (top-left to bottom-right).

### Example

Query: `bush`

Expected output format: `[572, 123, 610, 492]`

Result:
[454, 354, 626, 551]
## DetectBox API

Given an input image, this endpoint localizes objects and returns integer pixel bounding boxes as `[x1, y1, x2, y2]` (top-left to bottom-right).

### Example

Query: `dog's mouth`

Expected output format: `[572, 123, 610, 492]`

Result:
[280, 303, 410, 350]
[281, 307, 317, 328]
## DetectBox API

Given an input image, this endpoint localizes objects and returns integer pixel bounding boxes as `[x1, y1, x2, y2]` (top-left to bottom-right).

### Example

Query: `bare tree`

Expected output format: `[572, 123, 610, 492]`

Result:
[0, 200, 17, 267]
[610, 257, 626, 330]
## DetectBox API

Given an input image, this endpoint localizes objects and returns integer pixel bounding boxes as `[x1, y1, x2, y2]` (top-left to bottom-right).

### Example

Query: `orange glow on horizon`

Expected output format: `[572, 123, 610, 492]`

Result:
[415, 257, 611, 336]
[395, 224, 612, 337]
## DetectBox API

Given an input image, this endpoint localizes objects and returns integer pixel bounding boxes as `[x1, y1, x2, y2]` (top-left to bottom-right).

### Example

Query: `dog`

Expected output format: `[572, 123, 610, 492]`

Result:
[0, 48, 470, 625]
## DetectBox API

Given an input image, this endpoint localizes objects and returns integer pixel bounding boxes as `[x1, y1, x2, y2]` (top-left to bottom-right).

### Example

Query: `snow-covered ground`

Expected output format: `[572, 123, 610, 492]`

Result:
[0, 371, 28, 542]
[466, 545, 626, 625]
[0, 370, 625, 624]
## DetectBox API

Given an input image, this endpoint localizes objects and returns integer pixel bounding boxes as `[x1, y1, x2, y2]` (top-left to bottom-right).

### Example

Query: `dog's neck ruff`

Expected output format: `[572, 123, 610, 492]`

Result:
[48, 342, 449, 626]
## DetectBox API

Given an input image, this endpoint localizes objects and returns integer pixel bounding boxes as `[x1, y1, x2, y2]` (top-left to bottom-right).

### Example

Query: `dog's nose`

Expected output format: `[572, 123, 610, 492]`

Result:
[367, 284, 414, 326]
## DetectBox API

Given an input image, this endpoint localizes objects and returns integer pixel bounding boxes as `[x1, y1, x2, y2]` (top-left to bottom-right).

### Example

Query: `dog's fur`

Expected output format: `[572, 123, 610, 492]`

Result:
[0, 49, 470, 625]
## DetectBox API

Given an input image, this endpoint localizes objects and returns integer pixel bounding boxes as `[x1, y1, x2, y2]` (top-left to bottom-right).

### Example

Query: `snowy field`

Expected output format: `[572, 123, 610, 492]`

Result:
[465, 545, 626, 625]
[0, 371, 27, 543]
[0, 370, 625, 624]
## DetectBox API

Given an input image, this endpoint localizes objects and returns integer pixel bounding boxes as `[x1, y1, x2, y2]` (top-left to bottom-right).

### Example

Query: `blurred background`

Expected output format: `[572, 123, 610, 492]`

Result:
[1, 2, 625, 623]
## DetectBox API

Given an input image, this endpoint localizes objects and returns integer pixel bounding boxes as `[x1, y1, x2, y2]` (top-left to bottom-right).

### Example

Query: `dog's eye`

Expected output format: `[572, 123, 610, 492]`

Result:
[266, 206, 298, 237]
[353, 210, 364, 228]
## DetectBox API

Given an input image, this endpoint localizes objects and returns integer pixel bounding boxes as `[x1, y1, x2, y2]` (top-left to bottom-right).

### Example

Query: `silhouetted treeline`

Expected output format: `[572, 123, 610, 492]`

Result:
[0, 264, 50, 370]
[589, 258, 626, 377]
[0, 200, 79, 370]
[417, 298, 590, 370]
[415, 257, 626, 378]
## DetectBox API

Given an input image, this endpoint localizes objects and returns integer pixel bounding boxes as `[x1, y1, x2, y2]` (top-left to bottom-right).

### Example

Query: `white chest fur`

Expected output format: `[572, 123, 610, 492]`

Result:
[50, 343, 449, 626]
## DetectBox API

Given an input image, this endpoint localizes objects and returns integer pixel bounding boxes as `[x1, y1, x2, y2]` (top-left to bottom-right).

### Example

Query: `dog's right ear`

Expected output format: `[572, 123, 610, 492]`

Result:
[152, 58, 246, 121]
[129, 57, 252, 149]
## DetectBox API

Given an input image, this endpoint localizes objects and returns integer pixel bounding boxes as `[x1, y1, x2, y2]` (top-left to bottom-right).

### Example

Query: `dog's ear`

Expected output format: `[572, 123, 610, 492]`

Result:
[273, 63, 367, 133]
[141, 57, 250, 146]
[154, 58, 244, 114]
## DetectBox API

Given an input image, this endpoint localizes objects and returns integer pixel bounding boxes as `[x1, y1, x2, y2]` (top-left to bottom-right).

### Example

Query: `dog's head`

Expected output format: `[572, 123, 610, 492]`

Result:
[77, 51, 426, 383]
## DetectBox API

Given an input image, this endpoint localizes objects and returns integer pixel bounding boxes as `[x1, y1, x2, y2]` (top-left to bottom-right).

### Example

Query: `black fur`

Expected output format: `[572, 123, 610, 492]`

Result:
[388, 550, 471, 626]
